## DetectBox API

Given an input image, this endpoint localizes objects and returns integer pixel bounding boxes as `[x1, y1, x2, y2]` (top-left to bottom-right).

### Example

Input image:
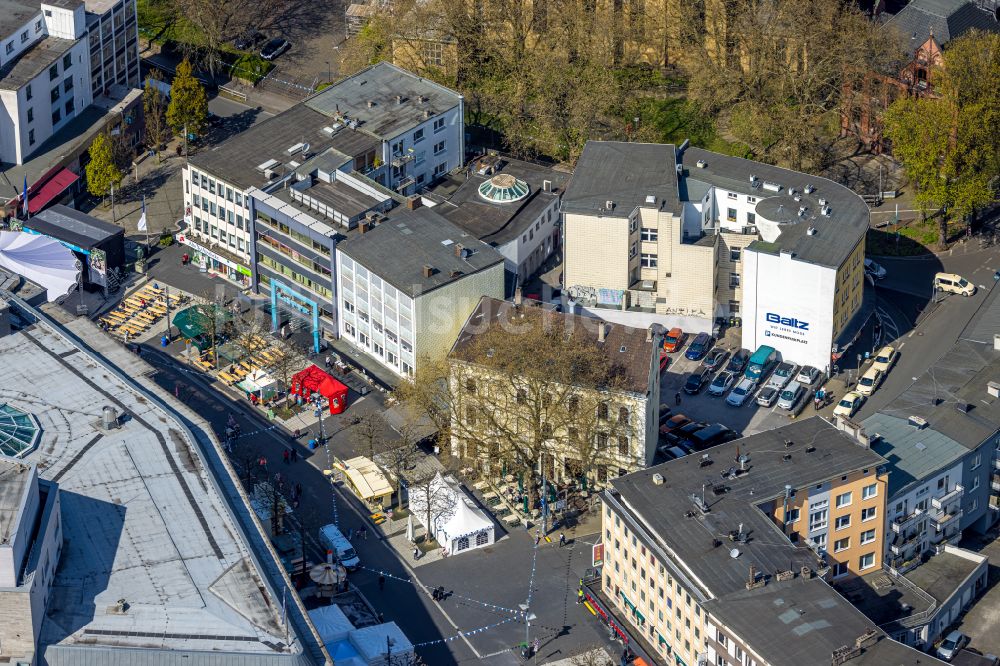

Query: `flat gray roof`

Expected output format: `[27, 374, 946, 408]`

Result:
[611, 417, 887, 598]
[0, 0, 41, 41]
[28, 203, 123, 248]
[562, 142, 681, 217]
[863, 413, 969, 496]
[337, 205, 503, 298]
[841, 569, 936, 627]
[0, 458, 32, 546]
[190, 103, 380, 192]
[304, 62, 461, 141]
[0, 35, 76, 91]
[903, 550, 983, 605]
[680, 147, 870, 268]
[0, 323, 305, 659]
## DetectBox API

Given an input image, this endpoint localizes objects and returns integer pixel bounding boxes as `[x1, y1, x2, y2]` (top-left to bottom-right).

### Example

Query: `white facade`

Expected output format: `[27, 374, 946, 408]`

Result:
[383, 103, 463, 195]
[184, 166, 254, 267]
[886, 461, 965, 571]
[504, 199, 560, 285]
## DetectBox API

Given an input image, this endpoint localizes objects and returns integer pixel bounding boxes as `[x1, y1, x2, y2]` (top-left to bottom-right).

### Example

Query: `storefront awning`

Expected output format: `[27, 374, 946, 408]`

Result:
[28, 168, 78, 214]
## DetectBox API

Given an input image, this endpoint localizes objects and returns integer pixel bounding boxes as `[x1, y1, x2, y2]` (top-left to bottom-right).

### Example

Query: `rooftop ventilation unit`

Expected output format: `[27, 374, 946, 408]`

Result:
[956, 402, 972, 414]
[798, 206, 807, 217]
[287, 142, 306, 155]
[807, 227, 817, 236]
[793, 194, 802, 202]
[804, 184, 815, 194]
[908, 415, 928, 429]
[257, 158, 280, 172]
[645, 195, 657, 205]
[788, 187, 797, 196]
[988, 380, 1000, 398]
[605, 200, 615, 211]
[822, 206, 832, 217]
[762, 181, 782, 192]
[818, 198, 828, 206]
[696, 160, 707, 168]
[749, 174, 758, 183]
[652, 473, 665, 486]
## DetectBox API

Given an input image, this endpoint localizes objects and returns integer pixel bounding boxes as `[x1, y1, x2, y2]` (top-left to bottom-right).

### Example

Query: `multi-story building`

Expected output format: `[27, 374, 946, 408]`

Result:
[600, 418, 915, 666]
[335, 205, 505, 377]
[0, 0, 137, 166]
[423, 153, 570, 293]
[448, 296, 662, 488]
[562, 141, 870, 372]
[182, 62, 464, 280]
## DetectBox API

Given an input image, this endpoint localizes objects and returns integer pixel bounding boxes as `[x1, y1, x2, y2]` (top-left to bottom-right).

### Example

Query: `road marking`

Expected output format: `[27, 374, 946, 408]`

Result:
[583, 601, 597, 616]
[909, 331, 916, 338]
[899, 342, 906, 349]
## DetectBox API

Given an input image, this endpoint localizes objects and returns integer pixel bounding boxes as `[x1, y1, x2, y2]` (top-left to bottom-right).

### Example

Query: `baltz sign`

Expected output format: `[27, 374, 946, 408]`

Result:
[765, 313, 809, 331]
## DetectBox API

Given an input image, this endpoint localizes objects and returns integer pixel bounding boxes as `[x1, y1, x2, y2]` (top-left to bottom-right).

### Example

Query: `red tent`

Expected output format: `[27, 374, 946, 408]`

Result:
[289, 365, 349, 415]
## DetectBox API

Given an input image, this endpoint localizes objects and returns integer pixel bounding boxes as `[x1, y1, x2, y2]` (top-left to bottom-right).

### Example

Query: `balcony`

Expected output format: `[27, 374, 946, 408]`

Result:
[931, 485, 964, 512]
[891, 508, 924, 533]
[390, 152, 414, 168]
[994, 457, 1000, 470]
[992, 473, 1000, 492]
[394, 176, 415, 192]
[932, 508, 963, 530]
[890, 531, 920, 556]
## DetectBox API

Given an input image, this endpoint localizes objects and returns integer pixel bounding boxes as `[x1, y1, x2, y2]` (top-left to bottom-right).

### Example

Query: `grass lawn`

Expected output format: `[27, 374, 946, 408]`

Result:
[867, 223, 937, 257]
[627, 96, 752, 157]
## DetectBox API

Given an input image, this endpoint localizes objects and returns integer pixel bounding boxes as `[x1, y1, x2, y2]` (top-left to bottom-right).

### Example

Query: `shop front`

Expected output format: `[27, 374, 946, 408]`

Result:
[177, 233, 251, 287]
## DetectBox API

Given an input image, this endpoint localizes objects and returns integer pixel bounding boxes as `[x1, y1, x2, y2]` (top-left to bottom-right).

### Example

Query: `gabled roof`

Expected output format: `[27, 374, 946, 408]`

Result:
[885, 0, 1000, 56]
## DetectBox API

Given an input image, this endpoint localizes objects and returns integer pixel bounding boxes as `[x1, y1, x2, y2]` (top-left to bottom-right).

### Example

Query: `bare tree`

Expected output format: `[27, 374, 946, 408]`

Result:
[230, 306, 271, 362]
[570, 647, 614, 666]
[265, 336, 307, 399]
[374, 423, 423, 510]
[143, 71, 171, 162]
[407, 468, 458, 548]
[188, 291, 231, 368]
[350, 412, 389, 460]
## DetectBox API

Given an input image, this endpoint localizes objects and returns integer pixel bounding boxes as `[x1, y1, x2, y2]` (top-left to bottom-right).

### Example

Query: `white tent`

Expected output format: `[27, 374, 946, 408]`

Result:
[350, 622, 414, 665]
[237, 368, 279, 399]
[408, 473, 494, 556]
[308, 605, 354, 644]
[0, 231, 79, 301]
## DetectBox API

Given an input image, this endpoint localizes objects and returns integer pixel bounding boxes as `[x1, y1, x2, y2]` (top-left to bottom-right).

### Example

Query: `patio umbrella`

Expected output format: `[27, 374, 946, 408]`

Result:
[406, 514, 414, 543]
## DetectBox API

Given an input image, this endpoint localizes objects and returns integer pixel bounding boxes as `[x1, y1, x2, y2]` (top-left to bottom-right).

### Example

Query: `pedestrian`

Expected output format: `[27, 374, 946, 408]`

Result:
[534, 530, 541, 546]
[348, 527, 354, 540]
[559, 532, 566, 548]
[258, 456, 267, 470]
[325, 355, 332, 369]
[378, 574, 385, 591]
[291, 448, 299, 463]
[295, 482, 302, 499]
[274, 472, 282, 485]
[675, 391, 682, 406]
[282, 449, 290, 464]
[292, 498, 299, 509]
[413, 546, 419, 561]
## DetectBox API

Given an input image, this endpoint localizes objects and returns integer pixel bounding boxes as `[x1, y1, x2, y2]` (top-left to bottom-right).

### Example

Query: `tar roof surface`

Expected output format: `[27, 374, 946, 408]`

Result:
[0, 36, 76, 91]
[427, 158, 569, 246]
[0, 0, 41, 39]
[189, 103, 379, 192]
[885, 0, 1000, 56]
[611, 418, 886, 597]
[29, 204, 123, 247]
[904, 550, 983, 604]
[562, 142, 681, 217]
[862, 413, 969, 495]
[449, 296, 658, 394]
[0, 458, 33, 546]
[337, 206, 503, 298]
[680, 147, 870, 268]
[702, 578, 888, 666]
[0, 324, 296, 657]
[842, 569, 936, 627]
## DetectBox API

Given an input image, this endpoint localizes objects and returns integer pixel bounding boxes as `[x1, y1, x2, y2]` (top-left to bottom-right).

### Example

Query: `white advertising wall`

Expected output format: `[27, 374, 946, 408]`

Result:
[741, 249, 836, 371]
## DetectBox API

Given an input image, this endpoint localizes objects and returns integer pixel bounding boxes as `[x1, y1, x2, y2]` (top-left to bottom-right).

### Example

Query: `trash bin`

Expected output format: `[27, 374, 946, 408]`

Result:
[161, 336, 169, 347]
[308, 439, 317, 450]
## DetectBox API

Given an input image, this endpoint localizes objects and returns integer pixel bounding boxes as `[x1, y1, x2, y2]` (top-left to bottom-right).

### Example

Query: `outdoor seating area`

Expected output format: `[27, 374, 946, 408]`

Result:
[98, 284, 186, 341]
[213, 336, 288, 389]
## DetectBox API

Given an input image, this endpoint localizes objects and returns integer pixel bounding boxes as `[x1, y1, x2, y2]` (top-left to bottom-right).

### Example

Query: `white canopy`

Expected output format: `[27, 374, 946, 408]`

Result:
[0, 231, 79, 301]
[408, 472, 494, 555]
[350, 622, 414, 663]
[308, 605, 354, 645]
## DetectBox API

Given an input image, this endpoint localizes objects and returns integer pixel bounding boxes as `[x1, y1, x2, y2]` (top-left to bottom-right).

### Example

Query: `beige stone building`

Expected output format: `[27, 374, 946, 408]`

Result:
[446, 296, 661, 489]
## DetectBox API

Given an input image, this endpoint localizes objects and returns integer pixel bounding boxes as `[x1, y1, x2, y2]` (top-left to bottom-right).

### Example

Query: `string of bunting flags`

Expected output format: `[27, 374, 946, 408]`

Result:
[360, 566, 525, 616]
[410, 617, 517, 648]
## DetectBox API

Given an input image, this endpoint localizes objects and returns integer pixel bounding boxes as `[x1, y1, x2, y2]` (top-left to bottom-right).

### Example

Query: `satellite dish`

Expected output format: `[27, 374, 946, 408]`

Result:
[729, 548, 741, 559]
[301, 143, 310, 154]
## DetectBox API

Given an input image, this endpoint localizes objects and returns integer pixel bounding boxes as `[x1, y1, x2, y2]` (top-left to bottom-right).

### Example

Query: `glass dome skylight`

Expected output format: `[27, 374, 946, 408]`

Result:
[0, 404, 40, 457]
[478, 174, 530, 203]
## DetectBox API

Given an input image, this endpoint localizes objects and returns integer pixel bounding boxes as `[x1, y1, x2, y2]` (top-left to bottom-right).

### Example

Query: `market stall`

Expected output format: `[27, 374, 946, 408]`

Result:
[408, 472, 494, 556]
[289, 364, 349, 414]
[237, 368, 279, 401]
[334, 456, 393, 511]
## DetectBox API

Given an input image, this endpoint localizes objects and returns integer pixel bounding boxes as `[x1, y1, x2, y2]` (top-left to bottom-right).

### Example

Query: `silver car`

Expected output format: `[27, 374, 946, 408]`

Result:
[777, 381, 804, 410]
[727, 378, 757, 407]
[766, 362, 798, 391]
[756, 386, 779, 407]
[708, 371, 736, 396]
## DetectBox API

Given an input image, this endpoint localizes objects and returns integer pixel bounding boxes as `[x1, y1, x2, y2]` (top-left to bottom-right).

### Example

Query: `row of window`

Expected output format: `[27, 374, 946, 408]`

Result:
[342, 322, 414, 375]
[191, 215, 246, 252]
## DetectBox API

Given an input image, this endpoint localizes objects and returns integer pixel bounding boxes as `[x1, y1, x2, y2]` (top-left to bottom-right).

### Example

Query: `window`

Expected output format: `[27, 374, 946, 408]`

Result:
[26, 107, 33, 123]
[859, 552, 875, 570]
[834, 537, 850, 552]
[727, 207, 737, 222]
[786, 508, 800, 523]
[747, 212, 756, 226]
[641, 253, 657, 268]
[51, 108, 61, 124]
[629, 242, 637, 259]
[861, 507, 877, 522]
[413, 128, 424, 143]
[862, 484, 877, 500]
[35, 19, 42, 32]
[727, 192, 737, 200]
[832, 562, 848, 577]
[5, 42, 13, 55]
[433, 162, 447, 176]
[28, 128, 35, 145]
[641, 227, 657, 242]
[49, 64, 58, 80]
[209, 202, 216, 217]
[860, 529, 876, 545]
[21, 31, 29, 43]
[226, 187, 233, 201]
[730, 247, 741, 262]
[25, 84, 32, 100]
[835, 515, 851, 530]
[809, 509, 827, 531]
[64, 99, 72, 116]
[972, 453, 982, 470]
[729, 300, 740, 314]
[598, 402, 609, 420]
[747, 195, 757, 204]
[63, 77, 73, 92]
[433, 140, 445, 155]
[433, 117, 445, 132]
[618, 437, 629, 456]
[618, 406, 629, 423]
[836, 491, 852, 508]
[63, 53, 72, 70]
[972, 475, 980, 491]
[50, 86, 60, 103]
[729, 272, 740, 288]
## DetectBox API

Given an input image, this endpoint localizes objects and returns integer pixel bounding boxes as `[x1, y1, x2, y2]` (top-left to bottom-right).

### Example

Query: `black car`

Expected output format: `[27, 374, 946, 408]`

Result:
[234, 30, 265, 50]
[658, 404, 673, 425]
[260, 37, 290, 60]
[684, 369, 712, 394]
[726, 348, 750, 374]
[702, 347, 729, 371]
[688, 423, 738, 450]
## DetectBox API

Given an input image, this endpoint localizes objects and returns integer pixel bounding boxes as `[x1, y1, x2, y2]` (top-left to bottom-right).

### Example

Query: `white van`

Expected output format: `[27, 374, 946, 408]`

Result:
[319, 524, 360, 570]
[934, 272, 975, 297]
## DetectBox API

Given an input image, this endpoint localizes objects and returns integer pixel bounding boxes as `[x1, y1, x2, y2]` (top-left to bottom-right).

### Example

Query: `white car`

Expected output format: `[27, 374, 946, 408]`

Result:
[796, 365, 820, 385]
[871, 345, 897, 374]
[708, 371, 736, 397]
[864, 258, 887, 280]
[833, 392, 864, 418]
[727, 378, 758, 407]
[856, 367, 884, 397]
[766, 362, 798, 391]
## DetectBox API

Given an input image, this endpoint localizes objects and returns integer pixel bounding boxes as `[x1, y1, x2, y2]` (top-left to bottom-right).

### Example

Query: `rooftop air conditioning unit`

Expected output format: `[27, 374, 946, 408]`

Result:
[762, 181, 781, 192]
[749, 174, 758, 183]
[696, 160, 707, 168]
[806, 226, 817, 236]
[605, 200, 615, 210]
[988, 380, 1000, 398]
[804, 184, 815, 194]
[264, 169, 277, 180]
[908, 415, 928, 429]
[818, 198, 828, 206]
[822, 206, 832, 216]
[641, 280, 655, 290]
[652, 473, 665, 486]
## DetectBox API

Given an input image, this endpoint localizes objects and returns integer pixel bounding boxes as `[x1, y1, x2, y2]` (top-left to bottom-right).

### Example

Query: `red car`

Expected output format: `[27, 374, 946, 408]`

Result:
[659, 352, 671, 372]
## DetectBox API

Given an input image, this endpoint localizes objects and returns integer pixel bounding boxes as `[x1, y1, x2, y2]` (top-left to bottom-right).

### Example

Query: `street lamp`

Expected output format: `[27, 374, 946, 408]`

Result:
[518, 603, 537, 660]
[311, 394, 327, 447]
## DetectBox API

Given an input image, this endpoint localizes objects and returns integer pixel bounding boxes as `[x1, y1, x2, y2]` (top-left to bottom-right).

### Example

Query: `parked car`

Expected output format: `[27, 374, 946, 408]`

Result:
[872, 345, 897, 374]
[685, 333, 715, 361]
[260, 37, 291, 60]
[777, 381, 805, 410]
[833, 391, 864, 418]
[796, 365, 820, 385]
[727, 378, 757, 407]
[663, 327, 686, 353]
[864, 258, 887, 280]
[744, 345, 778, 381]
[659, 352, 671, 372]
[766, 362, 799, 390]
[703, 348, 729, 371]
[660, 414, 691, 436]
[726, 348, 750, 375]
[856, 367, 884, 396]
[756, 386, 779, 407]
[318, 524, 360, 570]
[935, 272, 976, 297]
[688, 423, 738, 450]
[234, 30, 265, 50]
[684, 368, 712, 394]
[658, 405, 673, 425]
[708, 371, 737, 396]
[936, 631, 970, 661]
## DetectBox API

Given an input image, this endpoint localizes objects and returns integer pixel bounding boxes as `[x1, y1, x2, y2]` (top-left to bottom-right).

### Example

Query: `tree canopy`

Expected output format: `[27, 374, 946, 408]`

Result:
[166, 58, 208, 141]
[85, 133, 123, 200]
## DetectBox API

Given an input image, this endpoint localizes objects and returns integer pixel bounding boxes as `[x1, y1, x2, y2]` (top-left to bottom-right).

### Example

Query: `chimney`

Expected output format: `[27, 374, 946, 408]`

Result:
[646, 326, 654, 342]
[395, 94, 403, 105]
[598, 323, 607, 343]
[424, 109, 432, 119]
[359, 221, 368, 234]
[454, 243, 463, 257]
[407, 196, 422, 210]
[422, 265, 433, 278]
[367, 100, 375, 109]
[514, 287, 523, 306]
[543, 179, 552, 192]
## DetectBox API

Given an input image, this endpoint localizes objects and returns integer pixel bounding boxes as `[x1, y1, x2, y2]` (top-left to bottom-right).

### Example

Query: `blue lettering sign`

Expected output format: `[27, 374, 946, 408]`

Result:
[765, 312, 809, 331]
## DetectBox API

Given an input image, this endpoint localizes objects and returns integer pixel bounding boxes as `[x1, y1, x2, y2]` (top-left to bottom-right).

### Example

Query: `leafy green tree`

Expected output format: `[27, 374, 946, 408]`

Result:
[143, 71, 170, 161]
[166, 58, 207, 155]
[884, 31, 1000, 247]
[85, 133, 123, 201]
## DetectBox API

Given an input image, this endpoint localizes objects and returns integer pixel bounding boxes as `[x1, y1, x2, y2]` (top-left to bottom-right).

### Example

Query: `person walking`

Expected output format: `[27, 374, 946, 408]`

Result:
[258, 456, 267, 471]
[412, 546, 419, 561]
[291, 448, 299, 463]
[282, 449, 290, 464]
[559, 532, 566, 548]
[294, 482, 302, 500]
[675, 391, 682, 406]
[378, 574, 385, 591]
[534, 530, 541, 546]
